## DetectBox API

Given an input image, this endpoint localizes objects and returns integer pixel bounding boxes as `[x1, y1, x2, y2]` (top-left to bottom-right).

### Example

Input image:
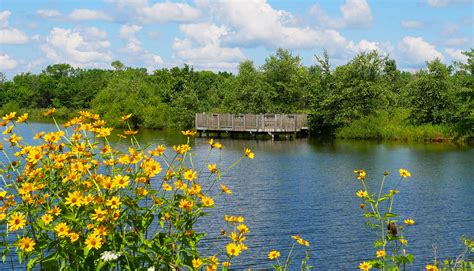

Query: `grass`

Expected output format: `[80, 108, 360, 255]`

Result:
[335, 109, 462, 141]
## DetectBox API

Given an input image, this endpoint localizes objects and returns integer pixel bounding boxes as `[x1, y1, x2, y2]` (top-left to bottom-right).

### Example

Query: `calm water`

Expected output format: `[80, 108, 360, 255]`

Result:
[2, 123, 474, 270]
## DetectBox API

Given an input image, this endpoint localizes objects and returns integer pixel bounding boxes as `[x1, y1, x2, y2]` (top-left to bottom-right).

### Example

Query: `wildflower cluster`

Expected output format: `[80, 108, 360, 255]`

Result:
[354, 169, 415, 270]
[0, 110, 255, 270]
[267, 235, 312, 271]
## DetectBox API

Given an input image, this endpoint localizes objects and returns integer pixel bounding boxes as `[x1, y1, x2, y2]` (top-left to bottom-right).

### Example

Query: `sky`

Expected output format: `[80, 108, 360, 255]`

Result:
[0, 0, 473, 77]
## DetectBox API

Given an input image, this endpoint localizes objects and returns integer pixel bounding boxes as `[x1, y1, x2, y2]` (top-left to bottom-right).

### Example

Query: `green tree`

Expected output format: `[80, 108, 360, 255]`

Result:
[408, 59, 455, 124]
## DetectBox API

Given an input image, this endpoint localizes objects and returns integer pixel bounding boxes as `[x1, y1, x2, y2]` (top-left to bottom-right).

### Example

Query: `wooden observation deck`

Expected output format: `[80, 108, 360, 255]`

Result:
[195, 113, 309, 138]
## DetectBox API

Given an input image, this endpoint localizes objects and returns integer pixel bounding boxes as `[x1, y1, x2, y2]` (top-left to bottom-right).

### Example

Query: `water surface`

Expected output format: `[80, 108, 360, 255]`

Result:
[2, 124, 473, 270]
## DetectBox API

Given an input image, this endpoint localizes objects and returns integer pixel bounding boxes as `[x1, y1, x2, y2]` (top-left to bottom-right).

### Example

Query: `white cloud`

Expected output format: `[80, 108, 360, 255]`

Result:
[117, 24, 163, 69]
[309, 0, 373, 28]
[173, 23, 245, 71]
[445, 48, 468, 62]
[201, 1, 347, 50]
[37, 9, 60, 18]
[0, 28, 29, 44]
[69, 9, 112, 21]
[0, 10, 11, 27]
[399, 36, 444, 64]
[346, 40, 382, 53]
[400, 20, 424, 29]
[40, 27, 112, 68]
[0, 54, 18, 70]
[119, 24, 143, 53]
[112, 1, 200, 24]
[427, 0, 470, 7]
[0, 10, 29, 44]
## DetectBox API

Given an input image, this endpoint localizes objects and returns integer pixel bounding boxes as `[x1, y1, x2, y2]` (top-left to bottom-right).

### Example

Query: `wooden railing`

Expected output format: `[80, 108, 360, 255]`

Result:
[195, 113, 308, 133]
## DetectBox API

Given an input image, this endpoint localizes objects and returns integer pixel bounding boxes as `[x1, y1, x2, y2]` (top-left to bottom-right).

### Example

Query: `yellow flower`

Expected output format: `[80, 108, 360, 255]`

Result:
[425, 264, 438, 271]
[113, 175, 130, 189]
[201, 196, 214, 207]
[376, 250, 386, 258]
[173, 144, 191, 154]
[85, 234, 103, 250]
[43, 108, 56, 116]
[2, 112, 16, 121]
[0, 213, 6, 220]
[91, 208, 107, 222]
[0, 190, 7, 200]
[41, 214, 53, 225]
[400, 238, 408, 245]
[237, 224, 249, 234]
[174, 180, 187, 190]
[106, 196, 121, 209]
[17, 237, 35, 252]
[181, 130, 197, 136]
[226, 242, 242, 257]
[291, 235, 310, 246]
[404, 219, 415, 225]
[192, 258, 203, 268]
[2, 125, 13, 134]
[208, 138, 223, 149]
[16, 113, 28, 123]
[48, 206, 61, 216]
[220, 184, 232, 194]
[162, 183, 173, 191]
[65, 191, 83, 207]
[359, 261, 372, 271]
[244, 148, 254, 159]
[69, 232, 80, 242]
[268, 250, 280, 260]
[183, 169, 197, 181]
[399, 168, 411, 178]
[55, 222, 70, 237]
[123, 129, 138, 135]
[208, 163, 218, 173]
[354, 169, 366, 180]
[121, 113, 132, 121]
[141, 159, 162, 177]
[188, 184, 201, 195]
[179, 199, 194, 211]
[222, 262, 231, 267]
[7, 134, 22, 144]
[8, 212, 26, 231]
[356, 190, 368, 198]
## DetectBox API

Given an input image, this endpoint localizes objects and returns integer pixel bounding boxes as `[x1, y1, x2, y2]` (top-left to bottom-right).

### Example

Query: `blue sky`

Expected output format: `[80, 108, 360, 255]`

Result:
[0, 0, 472, 77]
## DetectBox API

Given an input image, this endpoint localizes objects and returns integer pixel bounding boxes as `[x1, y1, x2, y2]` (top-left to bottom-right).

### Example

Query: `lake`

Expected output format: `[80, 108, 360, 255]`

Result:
[2, 123, 474, 270]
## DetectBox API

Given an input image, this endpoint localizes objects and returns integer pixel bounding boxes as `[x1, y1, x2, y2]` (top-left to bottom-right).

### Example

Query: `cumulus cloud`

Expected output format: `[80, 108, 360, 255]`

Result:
[112, 1, 200, 24]
[69, 9, 112, 21]
[119, 24, 143, 53]
[0, 28, 29, 44]
[346, 40, 388, 54]
[117, 24, 163, 69]
[445, 48, 468, 62]
[200, 1, 347, 50]
[0, 10, 28, 44]
[399, 36, 443, 64]
[37, 9, 60, 18]
[40, 27, 112, 68]
[173, 23, 245, 71]
[309, 0, 373, 28]
[0, 54, 18, 70]
[400, 20, 424, 29]
[427, 0, 470, 7]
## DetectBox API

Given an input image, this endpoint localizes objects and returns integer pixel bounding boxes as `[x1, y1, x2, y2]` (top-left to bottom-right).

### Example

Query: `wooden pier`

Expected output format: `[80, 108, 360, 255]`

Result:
[195, 113, 309, 139]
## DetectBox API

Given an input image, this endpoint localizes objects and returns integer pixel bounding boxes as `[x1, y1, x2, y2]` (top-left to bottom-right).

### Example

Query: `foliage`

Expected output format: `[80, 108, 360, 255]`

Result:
[0, 110, 313, 270]
[336, 109, 458, 141]
[1, 48, 473, 140]
[353, 169, 416, 270]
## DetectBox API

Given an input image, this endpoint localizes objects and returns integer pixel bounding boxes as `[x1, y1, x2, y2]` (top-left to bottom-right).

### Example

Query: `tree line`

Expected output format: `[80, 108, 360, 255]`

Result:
[0, 49, 472, 139]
